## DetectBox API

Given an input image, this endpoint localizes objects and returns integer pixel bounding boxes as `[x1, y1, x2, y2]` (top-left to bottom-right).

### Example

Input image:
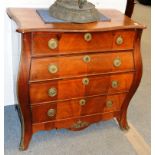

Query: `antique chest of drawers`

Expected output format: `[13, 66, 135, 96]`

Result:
[7, 8, 145, 150]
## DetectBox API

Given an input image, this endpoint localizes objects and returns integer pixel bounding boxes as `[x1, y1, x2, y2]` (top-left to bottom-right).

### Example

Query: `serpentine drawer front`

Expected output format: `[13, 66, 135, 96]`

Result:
[31, 94, 127, 123]
[32, 31, 136, 56]
[30, 73, 133, 104]
[7, 8, 145, 150]
[30, 51, 134, 81]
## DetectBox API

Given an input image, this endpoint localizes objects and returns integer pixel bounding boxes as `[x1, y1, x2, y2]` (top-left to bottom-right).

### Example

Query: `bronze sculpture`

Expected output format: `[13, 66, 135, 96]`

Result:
[48, 0, 135, 23]
[49, 0, 101, 23]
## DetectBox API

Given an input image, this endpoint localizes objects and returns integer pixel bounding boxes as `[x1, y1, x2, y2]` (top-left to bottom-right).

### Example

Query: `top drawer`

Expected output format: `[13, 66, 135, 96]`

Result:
[32, 30, 136, 56]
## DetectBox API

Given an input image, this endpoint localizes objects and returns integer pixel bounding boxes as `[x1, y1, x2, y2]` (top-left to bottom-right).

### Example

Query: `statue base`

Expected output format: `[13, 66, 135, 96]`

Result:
[49, 0, 101, 23]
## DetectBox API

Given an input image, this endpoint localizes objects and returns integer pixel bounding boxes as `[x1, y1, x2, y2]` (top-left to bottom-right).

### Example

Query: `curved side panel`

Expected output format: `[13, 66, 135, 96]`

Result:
[117, 29, 143, 130]
[17, 33, 32, 150]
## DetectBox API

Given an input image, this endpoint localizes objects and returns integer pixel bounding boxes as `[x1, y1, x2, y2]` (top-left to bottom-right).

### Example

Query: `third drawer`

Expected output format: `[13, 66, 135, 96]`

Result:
[30, 73, 134, 104]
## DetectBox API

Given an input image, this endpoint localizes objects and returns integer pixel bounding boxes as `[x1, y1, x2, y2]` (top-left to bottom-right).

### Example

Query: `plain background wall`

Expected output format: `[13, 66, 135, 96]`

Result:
[4, 0, 127, 106]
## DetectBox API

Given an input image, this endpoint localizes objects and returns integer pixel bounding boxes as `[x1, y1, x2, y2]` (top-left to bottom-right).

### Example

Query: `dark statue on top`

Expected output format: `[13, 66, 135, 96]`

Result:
[49, 0, 101, 23]
[48, 0, 135, 23]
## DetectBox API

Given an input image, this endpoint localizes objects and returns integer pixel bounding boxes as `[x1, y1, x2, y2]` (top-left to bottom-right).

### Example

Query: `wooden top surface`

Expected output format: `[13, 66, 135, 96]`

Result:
[7, 8, 145, 33]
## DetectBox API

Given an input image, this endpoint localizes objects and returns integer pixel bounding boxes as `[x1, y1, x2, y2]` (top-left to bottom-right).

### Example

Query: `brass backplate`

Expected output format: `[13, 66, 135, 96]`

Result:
[84, 33, 92, 42]
[111, 80, 119, 88]
[48, 88, 57, 97]
[82, 78, 89, 85]
[113, 58, 122, 67]
[116, 36, 124, 45]
[48, 64, 58, 74]
[48, 38, 58, 49]
[79, 99, 86, 106]
[83, 55, 91, 63]
[47, 109, 56, 117]
[106, 100, 113, 108]
[72, 120, 89, 129]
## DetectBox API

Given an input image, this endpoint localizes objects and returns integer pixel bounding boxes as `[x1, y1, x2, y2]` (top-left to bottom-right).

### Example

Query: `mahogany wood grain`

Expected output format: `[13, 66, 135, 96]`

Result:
[7, 8, 145, 33]
[32, 111, 120, 133]
[30, 51, 134, 81]
[32, 31, 136, 56]
[116, 29, 143, 130]
[29, 73, 134, 104]
[31, 93, 126, 123]
[17, 33, 32, 150]
[7, 8, 145, 150]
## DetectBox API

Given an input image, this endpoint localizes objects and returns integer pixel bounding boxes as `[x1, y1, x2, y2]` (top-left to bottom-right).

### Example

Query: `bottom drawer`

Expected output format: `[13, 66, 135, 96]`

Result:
[31, 93, 126, 123]
[32, 111, 120, 133]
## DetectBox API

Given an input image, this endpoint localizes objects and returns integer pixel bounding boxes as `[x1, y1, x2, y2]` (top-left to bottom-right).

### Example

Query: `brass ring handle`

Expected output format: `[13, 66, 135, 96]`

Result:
[47, 109, 56, 117]
[82, 78, 89, 85]
[48, 87, 57, 97]
[79, 99, 86, 106]
[48, 38, 58, 49]
[84, 33, 92, 42]
[48, 64, 58, 74]
[116, 36, 123, 45]
[111, 80, 119, 88]
[83, 55, 91, 63]
[113, 58, 122, 67]
[106, 100, 113, 108]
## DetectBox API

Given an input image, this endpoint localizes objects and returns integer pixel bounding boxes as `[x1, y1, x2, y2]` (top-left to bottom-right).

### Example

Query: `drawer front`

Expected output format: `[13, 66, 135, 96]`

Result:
[30, 52, 134, 81]
[30, 73, 133, 104]
[32, 111, 120, 132]
[31, 94, 126, 123]
[32, 31, 135, 56]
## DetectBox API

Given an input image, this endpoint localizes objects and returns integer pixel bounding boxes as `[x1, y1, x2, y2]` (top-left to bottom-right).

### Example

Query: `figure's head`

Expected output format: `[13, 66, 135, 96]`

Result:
[78, 0, 87, 9]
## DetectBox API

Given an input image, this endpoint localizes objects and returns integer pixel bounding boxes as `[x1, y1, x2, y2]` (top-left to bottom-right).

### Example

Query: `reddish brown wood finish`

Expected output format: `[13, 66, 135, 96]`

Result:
[17, 33, 32, 150]
[29, 73, 134, 104]
[30, 51, 134, 81]
[7, 8, 145, 150]
[31, 93, 126, 123]
[32, 111, 120, 133]
[116, 29, 143, 130]
[32, 31, 135, 56]
[7, 8, 145, 33]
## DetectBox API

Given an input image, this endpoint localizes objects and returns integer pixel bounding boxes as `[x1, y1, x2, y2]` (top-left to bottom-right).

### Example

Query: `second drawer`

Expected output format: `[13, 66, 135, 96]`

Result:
[30, 51, 134, 81]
